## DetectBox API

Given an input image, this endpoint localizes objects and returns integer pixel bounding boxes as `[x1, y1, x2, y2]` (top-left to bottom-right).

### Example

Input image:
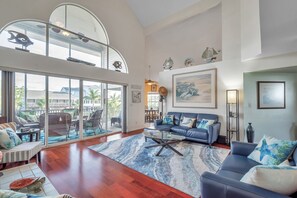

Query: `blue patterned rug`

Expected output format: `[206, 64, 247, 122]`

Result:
[89, 134, 229, 197]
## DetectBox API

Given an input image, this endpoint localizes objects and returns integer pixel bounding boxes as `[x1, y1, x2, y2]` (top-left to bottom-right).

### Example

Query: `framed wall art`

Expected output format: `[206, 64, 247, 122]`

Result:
[132, 90, 141, 103]
[257, 81, 286, 109]
[172, 68, 217, 108]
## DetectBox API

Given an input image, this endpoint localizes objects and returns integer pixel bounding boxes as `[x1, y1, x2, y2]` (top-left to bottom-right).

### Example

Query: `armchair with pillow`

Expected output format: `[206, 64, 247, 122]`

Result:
[154, 112, 221, 145]
[0, 122, 42, 169]
[201, 135, 297, 198]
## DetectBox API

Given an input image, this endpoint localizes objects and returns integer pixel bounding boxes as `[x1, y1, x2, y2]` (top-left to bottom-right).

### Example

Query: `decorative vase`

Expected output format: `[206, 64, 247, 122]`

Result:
[246, 123, 255, 143]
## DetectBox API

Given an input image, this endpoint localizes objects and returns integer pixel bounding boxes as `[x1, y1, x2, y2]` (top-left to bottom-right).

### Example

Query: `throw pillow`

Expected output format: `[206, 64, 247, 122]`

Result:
[26, 114, 38, 123]
[0, 122, 17, 132]
[240, 165, 297, 195]
[248, 135, 297, 165]
[197, 119, 215, 130]
[162, 115, 174, 125]
[6, 128, 22, 146]
[0, 129, 14, 149]
[180, 117, 196, 128]
[15, 116, 28, 125]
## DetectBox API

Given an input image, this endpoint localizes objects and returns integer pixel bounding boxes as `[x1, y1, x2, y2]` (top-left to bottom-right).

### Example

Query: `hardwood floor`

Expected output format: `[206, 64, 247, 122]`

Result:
[3, 131, 229, 198]
[39, 131, 192, 198]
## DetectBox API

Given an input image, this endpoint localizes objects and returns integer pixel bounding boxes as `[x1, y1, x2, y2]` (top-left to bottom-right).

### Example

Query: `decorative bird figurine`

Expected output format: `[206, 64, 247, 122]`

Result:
[113, 61, 122, 72]
[163, 57, 174, 70]
[7, 30, 34, 50]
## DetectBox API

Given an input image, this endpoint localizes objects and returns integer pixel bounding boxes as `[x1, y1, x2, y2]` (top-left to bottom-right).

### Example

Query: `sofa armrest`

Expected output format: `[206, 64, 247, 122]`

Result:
[200, 172, 289, 198]
[154, 119, 163, 128]
[231, 141, 257, 156]
[208, 122, 221, 144]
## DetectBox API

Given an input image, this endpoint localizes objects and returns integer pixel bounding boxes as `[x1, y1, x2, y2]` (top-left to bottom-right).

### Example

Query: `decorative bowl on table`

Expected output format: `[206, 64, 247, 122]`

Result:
[10, 177, 46, 193]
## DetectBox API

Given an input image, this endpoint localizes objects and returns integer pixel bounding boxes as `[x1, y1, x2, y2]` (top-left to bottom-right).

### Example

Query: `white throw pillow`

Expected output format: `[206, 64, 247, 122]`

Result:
[180, 117, 196, 128]
[240, 165, 297, 195]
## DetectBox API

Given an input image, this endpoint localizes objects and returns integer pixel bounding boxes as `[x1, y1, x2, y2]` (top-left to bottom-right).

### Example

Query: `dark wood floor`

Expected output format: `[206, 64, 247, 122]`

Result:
[4, 131, 229, 198]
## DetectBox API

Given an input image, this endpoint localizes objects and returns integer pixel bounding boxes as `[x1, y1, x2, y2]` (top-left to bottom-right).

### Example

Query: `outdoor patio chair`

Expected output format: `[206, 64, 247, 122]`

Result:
[39, 112, 72, 141]
[76, 109, 103, 135]
[111, 111, 121, 127]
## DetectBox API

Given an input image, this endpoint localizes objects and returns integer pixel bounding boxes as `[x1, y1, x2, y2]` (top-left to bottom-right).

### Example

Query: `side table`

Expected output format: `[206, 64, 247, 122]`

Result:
[16, 129, 40, 142]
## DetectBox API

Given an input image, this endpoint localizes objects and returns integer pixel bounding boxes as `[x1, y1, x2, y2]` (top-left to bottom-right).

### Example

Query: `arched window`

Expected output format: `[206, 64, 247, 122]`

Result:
[50, 4, 109, 45]
[0, 4, 128, 73]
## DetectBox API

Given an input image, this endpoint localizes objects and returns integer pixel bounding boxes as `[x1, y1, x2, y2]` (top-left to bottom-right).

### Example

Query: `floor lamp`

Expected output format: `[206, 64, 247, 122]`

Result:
[158, 86, 168, 119]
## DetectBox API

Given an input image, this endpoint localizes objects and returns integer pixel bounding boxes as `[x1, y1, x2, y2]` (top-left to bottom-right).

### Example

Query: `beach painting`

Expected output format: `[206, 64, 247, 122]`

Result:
[172, 69, 217, 108]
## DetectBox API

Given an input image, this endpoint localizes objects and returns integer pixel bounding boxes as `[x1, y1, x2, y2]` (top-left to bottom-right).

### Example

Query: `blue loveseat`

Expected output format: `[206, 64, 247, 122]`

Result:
[154, 112, 221, 145]
[200, 141, 297, 198]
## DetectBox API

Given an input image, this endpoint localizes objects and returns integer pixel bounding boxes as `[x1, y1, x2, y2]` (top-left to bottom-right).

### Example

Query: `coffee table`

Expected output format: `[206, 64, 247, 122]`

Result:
[144, 129, 185, 156]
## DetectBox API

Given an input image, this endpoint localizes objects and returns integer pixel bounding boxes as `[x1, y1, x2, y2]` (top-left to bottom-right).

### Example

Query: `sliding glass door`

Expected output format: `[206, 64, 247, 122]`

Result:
[82, 81, 105, 137]
[13, 71, 124, 146]
[48, 77, 80, 145]
[107, 84, 122, 132]
[15, 73, 46, 144]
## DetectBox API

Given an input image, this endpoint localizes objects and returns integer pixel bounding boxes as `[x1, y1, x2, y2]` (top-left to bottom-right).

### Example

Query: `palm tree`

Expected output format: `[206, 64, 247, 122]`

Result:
[15, 86, 25, 110]
[84, 89, 101, 108]
[108, 93, 121, 118]
[36, 99, 46, 109]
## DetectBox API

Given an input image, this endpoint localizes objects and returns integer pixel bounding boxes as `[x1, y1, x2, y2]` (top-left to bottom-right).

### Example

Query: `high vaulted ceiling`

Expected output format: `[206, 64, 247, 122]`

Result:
[125, 0, 202, 27]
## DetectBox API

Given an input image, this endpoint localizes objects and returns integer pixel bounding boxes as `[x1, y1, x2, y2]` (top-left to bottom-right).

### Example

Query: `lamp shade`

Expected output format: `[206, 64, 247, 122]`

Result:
[158, 86, 168, 97]
[227, 90, 238, 104]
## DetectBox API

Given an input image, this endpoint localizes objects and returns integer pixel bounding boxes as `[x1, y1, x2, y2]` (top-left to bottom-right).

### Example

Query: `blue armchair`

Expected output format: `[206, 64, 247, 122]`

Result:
[200, 141, 297, 198]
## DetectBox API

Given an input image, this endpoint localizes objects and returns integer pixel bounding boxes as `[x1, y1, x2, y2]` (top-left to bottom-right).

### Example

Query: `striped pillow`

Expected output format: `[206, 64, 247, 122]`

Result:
[0, 122, 17, 132]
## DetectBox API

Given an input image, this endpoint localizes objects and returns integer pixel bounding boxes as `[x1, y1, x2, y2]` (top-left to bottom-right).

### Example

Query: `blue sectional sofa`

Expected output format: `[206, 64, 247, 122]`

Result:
[200, 141, 297, 198]
[154, 112, 221, 145]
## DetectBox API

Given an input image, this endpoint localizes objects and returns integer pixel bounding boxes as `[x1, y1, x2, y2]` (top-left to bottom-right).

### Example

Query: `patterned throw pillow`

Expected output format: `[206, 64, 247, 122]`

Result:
[248, 135, 297, 165]
[162, 115, 174, 125]
[180, 117, 196, 128]
[26, 114, 39, 122]
[6, 128, 22, 146]
[240, 165, 297, 195]
[0, 129, 14, 149]
[197, 119, 215, 129]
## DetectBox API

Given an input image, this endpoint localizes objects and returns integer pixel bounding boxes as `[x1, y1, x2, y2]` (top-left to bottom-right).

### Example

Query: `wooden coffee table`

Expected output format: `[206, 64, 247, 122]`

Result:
[144, 129, 185, 156]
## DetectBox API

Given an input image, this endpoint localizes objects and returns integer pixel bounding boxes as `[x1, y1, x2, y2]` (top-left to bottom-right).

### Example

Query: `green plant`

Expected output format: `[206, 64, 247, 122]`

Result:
[15, 86, 25, 111]
[36, 99, 46, 109]
[108, 93, 121, 118]
[84, 88, 101, 108]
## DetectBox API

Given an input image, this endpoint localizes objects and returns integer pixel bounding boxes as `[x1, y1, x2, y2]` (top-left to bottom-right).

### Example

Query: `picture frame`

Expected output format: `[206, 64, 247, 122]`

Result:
[257, 81, 286, 109]
[151, 84, 157, 92]
[172, 68, 217, 108]
[132, 90, 141, 103]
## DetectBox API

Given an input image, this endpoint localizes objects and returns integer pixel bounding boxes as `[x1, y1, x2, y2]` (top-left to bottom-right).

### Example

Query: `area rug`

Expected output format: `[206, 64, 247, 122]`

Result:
[89, 134, 229, 197]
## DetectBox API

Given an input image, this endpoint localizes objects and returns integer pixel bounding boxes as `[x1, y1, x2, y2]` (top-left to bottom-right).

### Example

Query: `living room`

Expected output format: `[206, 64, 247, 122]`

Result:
[0, 0, 297, 198]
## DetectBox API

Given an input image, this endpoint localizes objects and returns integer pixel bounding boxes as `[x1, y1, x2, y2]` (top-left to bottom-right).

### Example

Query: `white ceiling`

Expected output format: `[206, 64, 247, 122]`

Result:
[125, 0, 202, 27]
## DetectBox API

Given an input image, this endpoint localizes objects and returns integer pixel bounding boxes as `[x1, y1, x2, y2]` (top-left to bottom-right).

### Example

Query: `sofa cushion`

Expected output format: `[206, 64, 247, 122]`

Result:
[170, 126, 189, 136]
[197, 119, 215, 130]
[6, 128, 22, 147]
[162, 115, 174, 125]
[217, 169, 245, 181]
[180, 117, 196, 128]
[197, 113, 218, 125]
[248, 135, 297, 165]
[155, 124, 173, 132]
[0, 129, 14, 149]
[0, 141, 42, 163]
[240, 165, 297, 196]
[220, 155, 261, 175]
[167, 112, 182, 125]
[186, 128, 208, 140]
[0, 122, 17, 132]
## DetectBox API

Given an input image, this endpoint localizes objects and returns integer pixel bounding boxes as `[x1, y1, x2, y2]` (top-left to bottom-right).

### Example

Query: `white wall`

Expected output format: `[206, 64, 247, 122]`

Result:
[244, 72, 297, 141]
[146, 4, 222, 82]
[157, 0, 297, 141]
[0, 0, 146, 132]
